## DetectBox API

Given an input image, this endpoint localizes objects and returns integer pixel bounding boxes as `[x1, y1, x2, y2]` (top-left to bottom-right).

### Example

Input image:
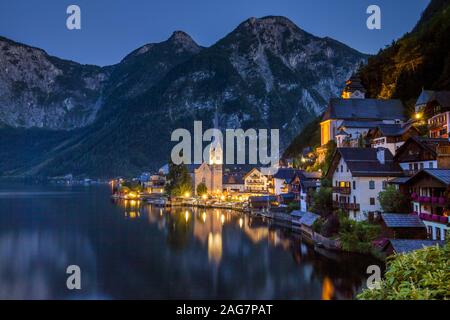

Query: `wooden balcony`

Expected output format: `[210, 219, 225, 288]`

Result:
[333, 201, 360, 211]
[332, 186, 351, 195]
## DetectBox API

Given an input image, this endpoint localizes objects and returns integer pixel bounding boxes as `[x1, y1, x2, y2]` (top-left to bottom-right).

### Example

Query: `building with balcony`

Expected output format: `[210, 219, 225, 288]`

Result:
[244, 168, 269, 193]
[403, 169, 450, 241]
[320, 98, 406, 148]
[326, 147, 404, 221]
[394, 136, 450, 175]
[367, 123, 419, 156]
[415, 89, 450, 117]
[428, 111, 450, 138]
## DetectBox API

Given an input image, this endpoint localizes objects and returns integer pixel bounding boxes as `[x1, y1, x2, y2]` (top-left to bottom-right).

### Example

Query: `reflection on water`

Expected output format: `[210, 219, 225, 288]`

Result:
[0, 184, 381, 299]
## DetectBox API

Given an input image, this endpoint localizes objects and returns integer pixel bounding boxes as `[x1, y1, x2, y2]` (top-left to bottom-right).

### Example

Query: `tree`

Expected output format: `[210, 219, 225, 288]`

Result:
[378, 185, 410, 213]
[358, 238, 450, 300]
[310, 179, 334, 218]
[196, 182, 208, 196]
[319, 140, 337, 174]
[338, 213, 380, 253]
[165, 160, 192, 197]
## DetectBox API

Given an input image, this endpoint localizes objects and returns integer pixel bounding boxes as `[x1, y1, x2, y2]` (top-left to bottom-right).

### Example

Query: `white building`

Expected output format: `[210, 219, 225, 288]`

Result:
[326, 148, 404, 221]
[244, 168, 269, 193]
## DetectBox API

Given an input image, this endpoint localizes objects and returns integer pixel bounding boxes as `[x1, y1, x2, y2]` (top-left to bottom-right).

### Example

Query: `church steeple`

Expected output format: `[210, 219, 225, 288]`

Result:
[341, 74, 366, 99]
[209, 110, 223, 165]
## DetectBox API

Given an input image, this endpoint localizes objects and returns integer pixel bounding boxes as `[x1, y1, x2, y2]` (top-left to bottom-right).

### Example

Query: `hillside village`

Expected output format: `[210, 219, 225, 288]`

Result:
[110, 74, 450, 257]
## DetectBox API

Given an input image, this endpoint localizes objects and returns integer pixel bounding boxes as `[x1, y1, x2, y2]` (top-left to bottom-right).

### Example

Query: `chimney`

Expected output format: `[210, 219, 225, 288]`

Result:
[376, 148, 385, 165]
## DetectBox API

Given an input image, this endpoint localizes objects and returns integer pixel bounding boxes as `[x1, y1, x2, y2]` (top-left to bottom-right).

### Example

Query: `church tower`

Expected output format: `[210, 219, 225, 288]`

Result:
[209, 112, 223, 194]
[341, 74, 366, 99]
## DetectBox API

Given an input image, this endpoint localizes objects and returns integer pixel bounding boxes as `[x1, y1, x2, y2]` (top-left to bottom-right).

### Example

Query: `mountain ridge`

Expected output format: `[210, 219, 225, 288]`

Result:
[0, 16, 367, 177]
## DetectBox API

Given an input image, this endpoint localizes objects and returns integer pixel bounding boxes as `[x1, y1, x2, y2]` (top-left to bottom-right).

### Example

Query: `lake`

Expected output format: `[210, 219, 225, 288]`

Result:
[0, 183, 381, 299]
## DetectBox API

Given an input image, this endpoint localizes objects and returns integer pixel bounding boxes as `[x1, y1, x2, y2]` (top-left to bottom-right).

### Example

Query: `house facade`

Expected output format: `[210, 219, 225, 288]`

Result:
[326, 148, 404, 221]
[367, 123, 419, 156]
[244, 168, 269, 193]
[403, 169, 450, 241]
[394, 137, 450, 176]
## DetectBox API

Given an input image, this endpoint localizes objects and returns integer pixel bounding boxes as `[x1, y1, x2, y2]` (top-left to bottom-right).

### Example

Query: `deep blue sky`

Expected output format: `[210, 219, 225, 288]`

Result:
[0, 0, 430, 66]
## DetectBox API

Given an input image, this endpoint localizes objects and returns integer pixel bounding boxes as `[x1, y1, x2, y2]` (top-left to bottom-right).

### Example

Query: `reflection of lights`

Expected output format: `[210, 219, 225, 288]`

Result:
[129, 211, 137, 219]
[202, 212, 207, 223]
[220, 195, 225, 201]
[130, 200, 136, 206]
[322, 277, 335, 300]
[208, 232, 222, 265]
[202, 194, 208, 200]
[239, 217, 243, 228]
[185, 210, 190, 222]
[184, 192, 191, 198]
[159, 209, 163, 216]
[220, 214, 225, 225]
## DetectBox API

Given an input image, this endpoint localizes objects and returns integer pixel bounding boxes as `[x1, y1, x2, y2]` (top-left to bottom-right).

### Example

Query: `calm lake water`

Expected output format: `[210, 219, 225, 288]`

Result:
[0, 183, 380, 299]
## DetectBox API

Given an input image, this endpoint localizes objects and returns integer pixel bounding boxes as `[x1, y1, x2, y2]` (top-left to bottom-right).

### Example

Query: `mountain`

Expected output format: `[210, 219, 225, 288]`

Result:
[0, 36, 108, 129]
[0, 16, 367, 177]
[359, 0, 450, 111]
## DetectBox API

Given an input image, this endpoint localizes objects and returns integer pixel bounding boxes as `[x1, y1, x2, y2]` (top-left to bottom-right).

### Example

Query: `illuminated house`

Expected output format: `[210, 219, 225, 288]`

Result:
[403, 169, 450, 241]
[326, 148, 404, 221]
[318, 75, 406, 163]
[320, 98, 406, 148]
[417, 90, 450, 138]
[244, 168, 269, 193]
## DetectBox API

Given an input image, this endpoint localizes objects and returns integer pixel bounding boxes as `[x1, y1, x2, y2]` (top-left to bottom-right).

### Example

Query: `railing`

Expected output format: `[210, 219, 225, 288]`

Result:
[417, 212, 450, 225]
[411, 193, 447, 206]
[332, 186, 351, 195]
[333, 201, 360, 210]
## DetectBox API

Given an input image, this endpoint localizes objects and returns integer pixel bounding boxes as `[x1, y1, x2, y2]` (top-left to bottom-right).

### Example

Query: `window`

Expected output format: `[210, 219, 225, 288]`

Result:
[429, 162, 434, 169]
[382, 181, 387, 190]
[370, 198, 375, 206]
[369, 181, 375, 190]
[409, 163, 413, 171]
[340, 165, 343, 172]
[420, 163, 424, 170]
[353, 196, 356, 204]
[353, 181, 356, 190]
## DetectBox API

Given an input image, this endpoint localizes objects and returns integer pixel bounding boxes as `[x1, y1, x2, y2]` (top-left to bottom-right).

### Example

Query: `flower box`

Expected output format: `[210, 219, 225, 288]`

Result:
[432, 197, 438, 204]
[432, 214, 440, 222]
[438, 197, 446, 205]
[439, 216, 448, 224]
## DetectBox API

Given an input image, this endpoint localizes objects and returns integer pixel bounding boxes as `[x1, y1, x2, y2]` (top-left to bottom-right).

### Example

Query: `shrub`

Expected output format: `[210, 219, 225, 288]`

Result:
[358, 240, 450, 300]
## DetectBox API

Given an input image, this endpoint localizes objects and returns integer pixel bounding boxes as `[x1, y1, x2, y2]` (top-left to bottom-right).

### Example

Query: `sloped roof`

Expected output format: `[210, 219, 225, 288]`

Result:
[339, 120, 382, 129]
[322, 98, 406, 121]
[331, 148, 404, 177]
[416, 90, 435, 106]
[300, 180, 320, 189]
[273, 168, 303, 180]
[299, 212, 320, 227]
[301, 171, 322, 179]
[376, 123, 417, 137]
[394, 136, 450, 160]
[433, 91, 450, 109]
[389, 239, 445, 254]
[223, 173, 244, 185]
[388, 176, 411, 185]
[382, 214, 426, 228]
[407, 169, 450, 186]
